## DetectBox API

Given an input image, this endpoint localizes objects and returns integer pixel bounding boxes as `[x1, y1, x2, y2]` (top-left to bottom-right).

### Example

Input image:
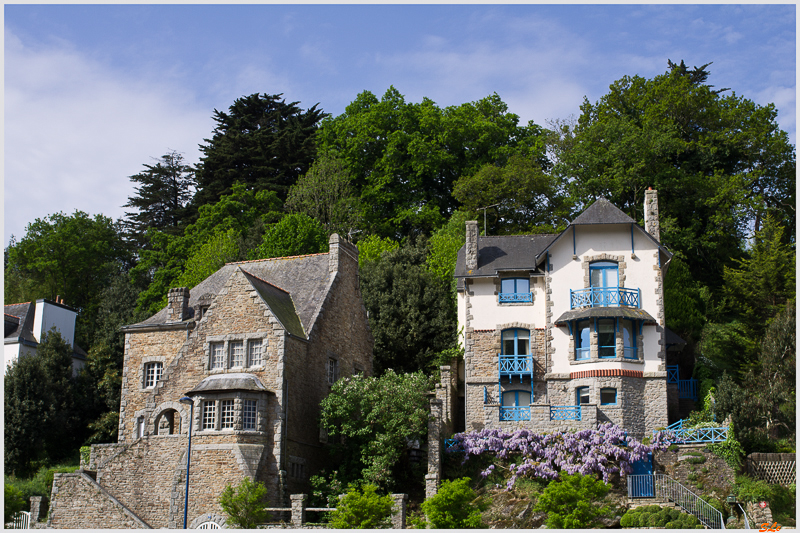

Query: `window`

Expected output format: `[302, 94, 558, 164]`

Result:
[500, 278, 532, 302]
[290, 462, 305, 479]
[576, 386, 590, 406]
[575, 320, 591, 360]
[144, 362, 163, 388]
[202, 401, 216, 430]
[220, 400, 235, 429]
[136, 416, 145, 438]
[622, 320, 637, 359]
[248, 339, 263, 367]
[589, 261, 618, 288]
[328, 358, 338, 385]
[501, 329, 530, 356]
[210, 343, 225, 369]
[229, 341, 244, 368]
[597, 319, 616, 358]
[600, 388, 617, 405]
[243, 400, 257, 430]
[502, 390, 531, 408]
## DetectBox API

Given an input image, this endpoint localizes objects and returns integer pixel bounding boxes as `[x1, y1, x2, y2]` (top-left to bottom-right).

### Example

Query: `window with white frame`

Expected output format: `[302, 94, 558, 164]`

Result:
[229, 341, 245, 368]
[328, 358, 338, 385]
[220, 400, 236, 429]
[243, 400, 257, 430]
[248, 339, 263, 367]
[144, 362, 163, 388]
[202, 401, 217, 430]
[210, 343, 225, 369]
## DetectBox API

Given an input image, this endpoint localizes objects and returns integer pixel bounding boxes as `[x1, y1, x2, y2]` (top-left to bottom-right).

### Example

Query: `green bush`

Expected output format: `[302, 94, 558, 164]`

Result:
[4, 461, 80, 518]
[421, 478, 484, 528]
[734, 474, 796, 522]
[329, 484, 393, 529]
[218, 478, 269, 528]
[533, 472, 612, 528]
[5, 484, 25, 522]
[620, 505, 701, 529]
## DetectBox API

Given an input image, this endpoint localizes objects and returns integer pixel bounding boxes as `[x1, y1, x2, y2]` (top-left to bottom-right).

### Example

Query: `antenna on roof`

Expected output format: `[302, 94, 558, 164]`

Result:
[477, 204, 499, 236]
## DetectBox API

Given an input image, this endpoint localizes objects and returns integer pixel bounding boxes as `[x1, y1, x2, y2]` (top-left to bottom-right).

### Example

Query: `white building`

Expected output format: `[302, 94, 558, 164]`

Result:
[4, 298, 86, 375]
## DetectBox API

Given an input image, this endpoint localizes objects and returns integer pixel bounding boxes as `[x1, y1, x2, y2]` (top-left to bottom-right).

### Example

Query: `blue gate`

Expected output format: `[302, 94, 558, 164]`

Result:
[629, 453, 654, 497]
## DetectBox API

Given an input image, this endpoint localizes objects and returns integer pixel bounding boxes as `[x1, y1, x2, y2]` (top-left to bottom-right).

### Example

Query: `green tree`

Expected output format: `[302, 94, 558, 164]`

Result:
[452, 151, 568, 235]
[356, 235, 399, 268]
[5, 484, 25, 522]
[285, 152, 362, 238]
[421, 478, 484, 528]
[4, 211, 129, 347]
[317, 87, 549, 238]
[75, 343, 123, 445]
[218, 477, 269, 528]
[328, 484, 393, 529]
[121, 150, 195, 247]
[319, 370, 432, 490]
[4, 331, 78, 476]
[360, 238, 456, 374]
[174, 227, 240, 289]
[251, 213, 329, 260]
[192, 93, 326, 212]
[533, 472, 613, 529]
[426, 210, 468, 293]
[555, 62, 795, 291]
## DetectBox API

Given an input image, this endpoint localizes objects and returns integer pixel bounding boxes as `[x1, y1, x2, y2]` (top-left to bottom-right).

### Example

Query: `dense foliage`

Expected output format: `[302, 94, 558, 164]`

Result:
[420, 478, 484, 528]
[328, 484, 394, 529]
[5, 484, 25, 522]
[218, 477, 269, 529]
[318, 370, 432, 490]
[533, 472, 614, 529]
[451, 423, 671, 487]
[620, 504, 702, 528]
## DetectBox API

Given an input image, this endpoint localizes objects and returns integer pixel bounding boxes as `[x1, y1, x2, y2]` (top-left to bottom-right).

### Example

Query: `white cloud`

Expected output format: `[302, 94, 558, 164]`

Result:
[4, 29, 213, 245]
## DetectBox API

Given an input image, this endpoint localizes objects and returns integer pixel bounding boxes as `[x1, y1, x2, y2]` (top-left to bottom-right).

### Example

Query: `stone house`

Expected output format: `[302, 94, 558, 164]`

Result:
[451, 190, 675, 440]
[4, 298, 86, 376]
[47, 234, 373, 529]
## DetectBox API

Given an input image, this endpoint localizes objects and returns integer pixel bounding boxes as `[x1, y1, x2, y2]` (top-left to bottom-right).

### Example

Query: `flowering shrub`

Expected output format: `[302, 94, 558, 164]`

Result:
[449, 423, 671, 488]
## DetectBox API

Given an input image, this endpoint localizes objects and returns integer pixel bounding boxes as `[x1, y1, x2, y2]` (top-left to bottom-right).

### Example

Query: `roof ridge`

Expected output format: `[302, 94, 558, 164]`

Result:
[239, 268, 290, 295]
[4, 301, 32, 307]
[226, 252, 328, 266]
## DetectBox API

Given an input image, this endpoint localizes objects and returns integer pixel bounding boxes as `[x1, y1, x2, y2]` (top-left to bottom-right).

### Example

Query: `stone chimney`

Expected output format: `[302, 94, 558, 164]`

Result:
[644, 188, 660, 242]
[166, 287, 190, 323]
[465, 221, 479, 271]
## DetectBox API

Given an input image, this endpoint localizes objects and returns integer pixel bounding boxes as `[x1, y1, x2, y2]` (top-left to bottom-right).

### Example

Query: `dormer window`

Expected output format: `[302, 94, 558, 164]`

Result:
[499, 278, 532, 303]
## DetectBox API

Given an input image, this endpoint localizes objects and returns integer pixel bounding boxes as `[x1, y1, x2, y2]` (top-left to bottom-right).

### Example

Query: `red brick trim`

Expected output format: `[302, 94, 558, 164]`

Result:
[570, 369, 643, 379]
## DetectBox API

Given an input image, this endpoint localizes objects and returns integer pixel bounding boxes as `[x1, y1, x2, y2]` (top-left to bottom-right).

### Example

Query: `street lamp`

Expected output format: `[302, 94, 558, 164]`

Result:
[179, 396, 194, 529]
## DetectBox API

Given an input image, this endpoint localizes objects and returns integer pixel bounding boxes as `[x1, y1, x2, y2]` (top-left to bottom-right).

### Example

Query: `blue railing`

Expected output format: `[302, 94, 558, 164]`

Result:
[500, 406, 531, 421]
[667, 365, 680, 383]
[499, 355, 534, 376]
[550, 406, 581, 421]
[570, 287, 640, 309]
[679, 378, 698, 400]
[499, 292, 532, 303]
[444, 438, 460, 452]
[655, 419, 729, 444]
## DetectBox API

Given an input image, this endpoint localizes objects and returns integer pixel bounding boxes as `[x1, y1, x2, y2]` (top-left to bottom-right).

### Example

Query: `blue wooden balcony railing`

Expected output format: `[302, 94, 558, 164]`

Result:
[667, 365, 680, 383]
[499, 355, 534, 376]
[679, 378, 698, 400]
[500, 406, 531, 421]
[550, 406, 581, 421]
[654, 419, 729, 444]
[499, 292, 533, 303]
[570, 287, 640, 309]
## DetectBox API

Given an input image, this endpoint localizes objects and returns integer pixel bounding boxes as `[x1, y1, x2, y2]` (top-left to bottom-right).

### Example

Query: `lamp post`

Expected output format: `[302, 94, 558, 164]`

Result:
[179, 396, 194, 529]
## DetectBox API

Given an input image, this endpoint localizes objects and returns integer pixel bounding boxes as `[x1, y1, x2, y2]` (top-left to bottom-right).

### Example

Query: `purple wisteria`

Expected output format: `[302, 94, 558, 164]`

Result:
[450, 423, 673, 489]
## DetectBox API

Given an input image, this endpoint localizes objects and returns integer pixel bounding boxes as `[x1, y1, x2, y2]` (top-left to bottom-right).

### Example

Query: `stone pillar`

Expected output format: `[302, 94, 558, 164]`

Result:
[29, 496, 43, 523]
[645, 188, 660, 242]
[328, 233, 341, 273]
[166, 287, 190, 323]
[465, 221, 479, 271]
[426, 397, 443, 498]
[391, 494, 408, 529]
[290, 494, 306, 527]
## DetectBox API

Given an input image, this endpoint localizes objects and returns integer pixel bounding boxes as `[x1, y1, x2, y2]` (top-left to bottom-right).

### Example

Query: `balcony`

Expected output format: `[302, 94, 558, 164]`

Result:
[500, 406, 531, 421]
[499, 355, 534, 377]
[570, 287, 640, 309]
[550, 406, 581, 421]
[499, 292, 532, 303]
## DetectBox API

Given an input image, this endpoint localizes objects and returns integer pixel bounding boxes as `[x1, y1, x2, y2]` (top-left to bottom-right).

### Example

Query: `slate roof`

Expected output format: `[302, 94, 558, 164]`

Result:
[553, 306, 657, 325]
[4, 302, 36, 343]
[240, 269, 305, 339]
[570, 197, 636, 225]
[129, 253, 331, 338]
[454, 234, 557, 279]
[186, 373, 272, 395]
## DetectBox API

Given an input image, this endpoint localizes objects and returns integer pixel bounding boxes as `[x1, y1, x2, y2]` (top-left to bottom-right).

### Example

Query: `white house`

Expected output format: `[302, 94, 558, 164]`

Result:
[453, 190, 672, 439]
[4, 298, 86, 375]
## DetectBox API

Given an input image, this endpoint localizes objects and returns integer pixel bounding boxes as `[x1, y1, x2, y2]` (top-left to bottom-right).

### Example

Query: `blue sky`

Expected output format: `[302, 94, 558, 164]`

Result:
[4, 4, 796, 247]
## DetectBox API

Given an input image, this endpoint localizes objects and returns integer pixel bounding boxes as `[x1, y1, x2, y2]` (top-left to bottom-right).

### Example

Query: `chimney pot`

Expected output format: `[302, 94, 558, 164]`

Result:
[644, 189, 660, 242]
